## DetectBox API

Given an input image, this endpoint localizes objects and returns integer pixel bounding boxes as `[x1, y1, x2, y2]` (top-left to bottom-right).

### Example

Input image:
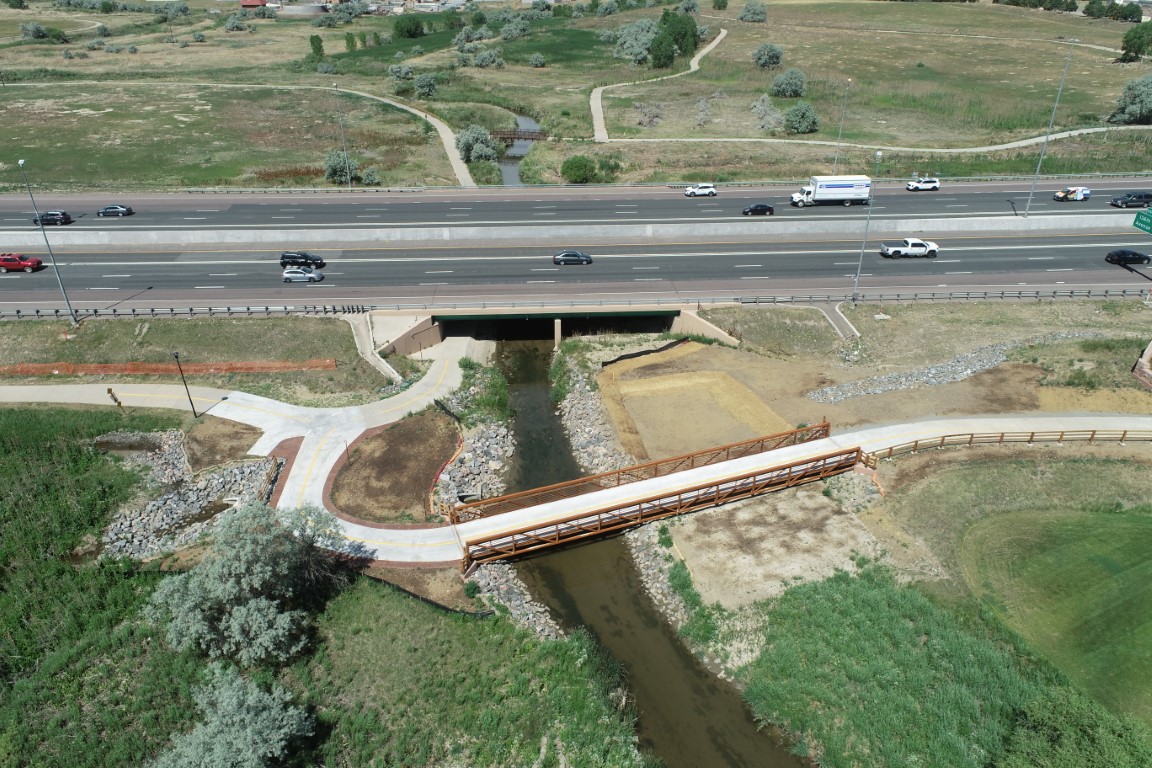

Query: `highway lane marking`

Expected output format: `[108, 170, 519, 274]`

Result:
[935, 259, 961, 263]
[355, 215, 380, 218]
[446, 213, 470, 217]
[945, 271, 973, 275]
[946, 204, 968, 207]
[532, 212, 557, 216]
[449, 207, 472, 210]
[527, 280, 556, 284]
[419, 282, 448, 285]
[734, 264, 763, 268]
[632, 266, 659, 270]
[194, 209, 219, 212]
[87, 287, 119, 290]
[615, 203, 638, 206]
[739, 276, 772, 279]
[277, 208, 303, 211]
[1046, 268, 1074, 271]
[208, 273, 237, 276]
[532, 205, 557, 209]
[1028, 257, 1056, 260]
[633, 278, 662, 281]
[424, 270, 454, 274]
[103, 274, 130, 278]
[182, 217, 208, 220]
[531, 268, 559, 271]
[270, 216, 295, 219]
[194, 285, 226, 289]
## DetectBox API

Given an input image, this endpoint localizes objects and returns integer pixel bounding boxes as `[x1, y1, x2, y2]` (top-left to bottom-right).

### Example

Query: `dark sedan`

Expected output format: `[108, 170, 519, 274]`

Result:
[742, 203, 775, 216]
[1104, 249, 1151, 266]
[553, 250, 593, 265]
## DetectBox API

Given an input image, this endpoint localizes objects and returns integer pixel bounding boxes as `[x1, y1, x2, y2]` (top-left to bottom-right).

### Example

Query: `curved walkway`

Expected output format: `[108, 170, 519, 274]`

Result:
[1, 370, 1148, 565]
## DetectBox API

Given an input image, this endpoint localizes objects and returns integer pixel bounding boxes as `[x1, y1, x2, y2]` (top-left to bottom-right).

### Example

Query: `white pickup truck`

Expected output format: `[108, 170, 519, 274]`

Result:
[879, 238, 939, 258]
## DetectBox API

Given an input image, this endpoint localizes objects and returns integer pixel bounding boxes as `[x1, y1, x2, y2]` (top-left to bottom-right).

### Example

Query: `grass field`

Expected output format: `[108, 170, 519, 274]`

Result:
[4, 0, 1151, 187]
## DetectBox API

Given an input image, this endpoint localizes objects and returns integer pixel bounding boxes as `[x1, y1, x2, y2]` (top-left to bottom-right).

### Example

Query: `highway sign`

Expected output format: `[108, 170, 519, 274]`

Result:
[1134, 209, 1152, 235]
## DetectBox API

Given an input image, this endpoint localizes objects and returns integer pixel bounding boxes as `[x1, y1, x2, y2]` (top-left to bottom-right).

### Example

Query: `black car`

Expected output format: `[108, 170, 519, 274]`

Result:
[33, 211, 72, 226]
[279, 251, 326, 268]
[553, 250, 593, 265]
[1109, 192, 1152, 209]
[97, 205, 134, 217]
[742, 204, 775, 216]
[1105, 249, 1151, 266]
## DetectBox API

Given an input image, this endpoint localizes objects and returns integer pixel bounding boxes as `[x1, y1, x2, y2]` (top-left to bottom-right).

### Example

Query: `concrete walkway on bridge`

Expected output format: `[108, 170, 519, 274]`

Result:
[2, 350, 1148, 567]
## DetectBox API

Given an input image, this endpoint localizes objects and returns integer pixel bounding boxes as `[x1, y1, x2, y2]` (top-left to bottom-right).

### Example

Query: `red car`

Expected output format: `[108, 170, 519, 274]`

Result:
[0, 253, 44, 273]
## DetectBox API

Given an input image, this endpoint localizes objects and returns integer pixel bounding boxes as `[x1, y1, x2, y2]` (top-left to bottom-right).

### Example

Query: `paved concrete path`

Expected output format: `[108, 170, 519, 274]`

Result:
[4, 367, 1147, 566]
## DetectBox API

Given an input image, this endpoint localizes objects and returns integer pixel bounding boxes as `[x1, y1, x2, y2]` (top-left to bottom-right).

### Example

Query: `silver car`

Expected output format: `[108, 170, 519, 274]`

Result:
[282, 267, 324, 283]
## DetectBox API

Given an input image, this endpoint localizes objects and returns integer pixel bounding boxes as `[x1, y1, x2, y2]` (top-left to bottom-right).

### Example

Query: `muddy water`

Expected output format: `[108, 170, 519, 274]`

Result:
[496, 340, 801, 768]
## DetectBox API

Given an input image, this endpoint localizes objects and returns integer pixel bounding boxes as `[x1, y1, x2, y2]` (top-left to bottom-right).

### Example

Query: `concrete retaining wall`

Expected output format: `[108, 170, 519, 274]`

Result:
[0, 212, 1140, 248]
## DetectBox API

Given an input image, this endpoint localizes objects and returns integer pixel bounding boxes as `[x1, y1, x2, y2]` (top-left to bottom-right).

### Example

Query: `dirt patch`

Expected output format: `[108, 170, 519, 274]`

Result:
[330, 410, 460, 524]
[363, 565, 475, 613]
[185, 416, 264, 473]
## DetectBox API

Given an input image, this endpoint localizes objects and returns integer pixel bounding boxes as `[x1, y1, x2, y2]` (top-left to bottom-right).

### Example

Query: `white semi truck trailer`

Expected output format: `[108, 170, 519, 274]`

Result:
[790, 175, 872, 207]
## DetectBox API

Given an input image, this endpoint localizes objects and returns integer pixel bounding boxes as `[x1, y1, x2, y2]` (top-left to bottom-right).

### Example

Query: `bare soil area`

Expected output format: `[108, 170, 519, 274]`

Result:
[185, 416, 263, 473]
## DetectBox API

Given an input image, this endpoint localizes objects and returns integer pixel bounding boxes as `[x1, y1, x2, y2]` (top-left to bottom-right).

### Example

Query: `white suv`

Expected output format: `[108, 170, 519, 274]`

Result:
[906, 177, 940, 191]
[684, 183, 717, 197]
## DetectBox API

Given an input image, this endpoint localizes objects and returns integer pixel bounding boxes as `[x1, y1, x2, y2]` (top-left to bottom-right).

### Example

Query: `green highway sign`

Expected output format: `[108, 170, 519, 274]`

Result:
[1134, 209, 1152, 235]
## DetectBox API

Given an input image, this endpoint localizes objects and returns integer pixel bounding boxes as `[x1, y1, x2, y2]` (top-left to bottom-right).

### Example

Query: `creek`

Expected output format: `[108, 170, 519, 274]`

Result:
[493, 339, 802, 768]
[498, 115, 540, 187]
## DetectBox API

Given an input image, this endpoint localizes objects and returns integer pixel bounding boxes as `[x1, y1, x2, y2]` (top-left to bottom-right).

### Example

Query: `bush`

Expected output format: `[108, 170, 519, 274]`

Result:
[86, 38, 105, 49]
[737, 0, 766, 21]
[192, 31, 206, 42]
[387, 63, 413, 80]
[1109, 72, 1152, 124]
[345, 31, 356, 52]
[147, 663, 313, 768]
[394, 14, 425, 38]
[474, 47, 504, 68]
[561, 155, 598, 183]
[772, 67, 806, 98]
[613, 17, 660, 64]
[7, 0, 27, 8]
[324, 149, 359, 184]
[128, 44, 138, 52]
[679, 0, 699, 12]
[529, 52, 545, 67]
[752, 42, 782, 69]
[316, 61, 336, 74]
[660, 9, 697, 55]
[361, 167, 380, 185]
[224, 13, 249, 32]
[783, 101, 819, 133]
[456, 124, 503, 163]
[649, 32, 675, 68]
[410, 44, 423, 55]
[501, 16, 530, 38]
[370, 30, 381, 46]
[414, 73, 437, 98]
[62, 48, 74, 59]
[311, 14, 338, 27]
[712, 0, 727, 7]
[751, 93, 783, 131]
[596, 0, 619, 15]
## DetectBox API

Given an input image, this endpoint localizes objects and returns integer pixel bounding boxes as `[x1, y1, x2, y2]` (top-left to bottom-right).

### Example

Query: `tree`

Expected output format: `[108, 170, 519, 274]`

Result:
[613, 18, 660, 64]
[660, 10, 697, 56]
[148, 663, 313, 768]
[738, 0, 766, 22]
[1121, 21, 1152, 62]
[1083, 0, 1106, 16]
[344, 31, 356, 52]
[144, 504, 350, 667]
[529, 52, 546, 67]
[783, 101, 819, 133]
[649, 32, 675, 68]
[394, 14, 425, 38]
[414, 73, 437, 98]
[1109, 72, 1152, 124]
[324, 150, 360, 185]
[561, 155, 598, 183]
[456, 124, 502, 163]
[772, 67, 807, 98]
[753, 42, 783, 69]
[712, 0, 727, 8]
[751, 94, 784, 132]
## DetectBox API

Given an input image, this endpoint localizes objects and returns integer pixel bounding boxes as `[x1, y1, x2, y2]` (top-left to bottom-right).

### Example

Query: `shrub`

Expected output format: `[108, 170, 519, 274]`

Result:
[316, 61, 336, 74]
[1110, 72, 1152, 124]
[679, 0, 699, 12]
[62, 48, 74, 59]
[357, 30, 367, 48]
[737, 0, 766, 21]
[324, 149, 359, 184]
[649, 31, 675, 68]
[7, 0, 27, 8]
[19, 22, 48, 39]
[783, 101, 819, 133]
[712, 0, 727, 7]
[345, 31, 356, 52]
[370, 30, 381, 46]
[410, 44, 424, 55]
[95, 23, 110, 36]
[474, 47, 504, 68]
[105, 44, 122, 52]
[501, 16, 530, 39]
[394, 14, 425, 38]
[529, 52, 545, 67]
[361, 167, 380, 185]
[752, 94, 783, 131]
[613, 17, 660, 63]
[772, 67, 806, 97]
[752, 42, 782, 69]
[312, 14, 338, 27]
[596, 0, 619, 15]
[456, 124, 502, 163]
[86, 38, 105, 49]
[224, 13, 248, 31]
[128, 44, 138, 52]
[414, 73, 437, 98]
[561, 155, 598, 183]
[387, 63, 413, 80]
[192, 31, 206, 42]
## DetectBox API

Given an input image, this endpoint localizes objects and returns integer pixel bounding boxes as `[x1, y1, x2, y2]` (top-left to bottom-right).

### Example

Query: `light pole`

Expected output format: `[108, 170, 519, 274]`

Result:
[172, 352, 198, 417]
[1024, 38, 1077, 218]
[833, 78, 851, 175]
[852, 151, 883, 305]
[334, 83, 352, 192]
[18, 159, 78, 326]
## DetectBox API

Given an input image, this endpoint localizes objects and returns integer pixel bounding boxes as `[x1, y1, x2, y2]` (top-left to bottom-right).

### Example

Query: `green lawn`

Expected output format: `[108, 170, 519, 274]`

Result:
[964, 509, 1152, 724]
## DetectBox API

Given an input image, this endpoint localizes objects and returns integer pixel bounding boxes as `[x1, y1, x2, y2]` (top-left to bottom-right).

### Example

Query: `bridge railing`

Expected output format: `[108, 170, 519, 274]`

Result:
[462, 446, 862, 570]
[448, 422, 831, 524]
[865, 429, 1152, 463]
[2, 289, 1148, 323]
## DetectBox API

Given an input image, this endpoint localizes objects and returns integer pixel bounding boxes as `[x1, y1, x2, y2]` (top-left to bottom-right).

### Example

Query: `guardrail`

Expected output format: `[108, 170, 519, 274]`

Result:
[2, 288, 1147, 322]
[866, 429, 1152, 464]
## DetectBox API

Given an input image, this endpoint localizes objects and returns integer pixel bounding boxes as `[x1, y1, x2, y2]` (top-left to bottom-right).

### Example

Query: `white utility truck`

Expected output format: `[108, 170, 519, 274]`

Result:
[790, 175, 872, 207]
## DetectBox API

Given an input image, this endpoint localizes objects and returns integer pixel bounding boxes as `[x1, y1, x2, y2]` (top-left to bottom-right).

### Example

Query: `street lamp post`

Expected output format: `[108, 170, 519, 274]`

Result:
[833, 78, 851, 175]
[852, 151, 883, 305]
[18, 159, 78, 326]
[1024, 38, 1077, 218]
[334, 83, 353, 192]
[172, 352, 198, 418]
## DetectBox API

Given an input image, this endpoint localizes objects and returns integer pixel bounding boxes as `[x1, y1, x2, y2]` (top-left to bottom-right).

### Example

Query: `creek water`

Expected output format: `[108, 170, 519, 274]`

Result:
[498, 115, 541, 187]
[494, 339, 802, 768]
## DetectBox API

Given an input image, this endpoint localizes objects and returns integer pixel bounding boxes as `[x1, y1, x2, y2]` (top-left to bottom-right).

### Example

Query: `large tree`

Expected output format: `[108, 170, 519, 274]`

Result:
[1109, 72, 1152, 124]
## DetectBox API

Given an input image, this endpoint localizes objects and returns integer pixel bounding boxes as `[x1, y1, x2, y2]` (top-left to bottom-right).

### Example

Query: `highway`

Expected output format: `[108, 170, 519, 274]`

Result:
[2, 180, 1150, 232]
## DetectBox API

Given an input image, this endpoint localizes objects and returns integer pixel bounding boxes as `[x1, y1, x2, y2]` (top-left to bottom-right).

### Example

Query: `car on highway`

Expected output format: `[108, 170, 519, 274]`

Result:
[0, 253, 43, 273]
[1053, 186, 1090, 202]
[1104, 249, 1151, 266]
[282, 267, 324, 283]
[906, 177, 940, 192]
[742, 203, 775, 216]
[684, 183, 717, 197]
[280, 251, 326, 268]
[1109, 192, 1152, 208]
[553, 249, 593, 265]
[32, 211, 72, 226]
[97, 204, 134, 217]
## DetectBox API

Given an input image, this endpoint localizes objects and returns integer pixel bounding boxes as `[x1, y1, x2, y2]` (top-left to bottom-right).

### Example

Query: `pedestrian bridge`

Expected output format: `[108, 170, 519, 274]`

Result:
[388, 415, 1151, 572]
